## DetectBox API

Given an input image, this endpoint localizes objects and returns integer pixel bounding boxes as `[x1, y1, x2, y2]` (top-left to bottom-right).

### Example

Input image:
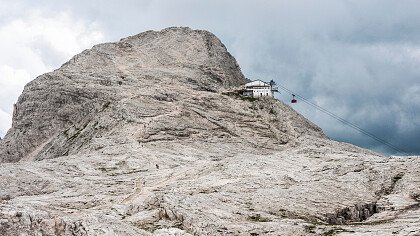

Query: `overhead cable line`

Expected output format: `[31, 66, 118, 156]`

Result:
[276, 84, 409, 155]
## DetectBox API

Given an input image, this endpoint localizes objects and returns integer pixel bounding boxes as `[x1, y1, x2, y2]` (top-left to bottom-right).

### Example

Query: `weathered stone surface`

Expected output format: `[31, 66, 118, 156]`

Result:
[0, 27, 419, 235]
[0, 27, 248, 164]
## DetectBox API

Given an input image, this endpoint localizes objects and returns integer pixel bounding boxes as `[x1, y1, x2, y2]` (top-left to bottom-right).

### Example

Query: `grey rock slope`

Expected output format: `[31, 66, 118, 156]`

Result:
[0, 27, 419, 236]
[0, 27, 247, 163]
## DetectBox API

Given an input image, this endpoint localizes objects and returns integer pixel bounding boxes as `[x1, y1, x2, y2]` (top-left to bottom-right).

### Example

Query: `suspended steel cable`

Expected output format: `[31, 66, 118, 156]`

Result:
[276, 84, 409, 155]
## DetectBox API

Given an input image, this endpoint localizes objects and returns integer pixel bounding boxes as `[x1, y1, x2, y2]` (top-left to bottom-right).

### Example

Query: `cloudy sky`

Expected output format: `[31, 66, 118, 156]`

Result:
[0, 0, 419, 155]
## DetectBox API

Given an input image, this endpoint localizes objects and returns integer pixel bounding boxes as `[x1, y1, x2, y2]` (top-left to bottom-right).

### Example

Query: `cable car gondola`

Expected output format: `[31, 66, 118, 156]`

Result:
[291, 94, 297, 103]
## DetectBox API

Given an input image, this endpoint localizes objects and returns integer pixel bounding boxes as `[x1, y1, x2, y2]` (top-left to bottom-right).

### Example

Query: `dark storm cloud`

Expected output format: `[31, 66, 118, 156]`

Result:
[2, 0, 420, 155]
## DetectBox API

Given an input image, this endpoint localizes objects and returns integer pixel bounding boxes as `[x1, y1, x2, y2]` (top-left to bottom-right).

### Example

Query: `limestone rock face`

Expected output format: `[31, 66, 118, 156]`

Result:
[0, 27, 419, 236]
[0, 27, 248, 163]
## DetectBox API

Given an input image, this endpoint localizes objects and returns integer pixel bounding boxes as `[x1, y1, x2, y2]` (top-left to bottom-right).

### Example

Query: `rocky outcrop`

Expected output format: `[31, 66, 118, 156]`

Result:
[0, 24, 328, 164]
[0, 27, 250, 163]
[0, 27, 419, 235]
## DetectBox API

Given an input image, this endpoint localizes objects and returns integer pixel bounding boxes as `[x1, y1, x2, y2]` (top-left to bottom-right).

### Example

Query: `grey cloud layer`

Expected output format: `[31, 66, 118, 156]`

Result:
[1, 0, 419, 154]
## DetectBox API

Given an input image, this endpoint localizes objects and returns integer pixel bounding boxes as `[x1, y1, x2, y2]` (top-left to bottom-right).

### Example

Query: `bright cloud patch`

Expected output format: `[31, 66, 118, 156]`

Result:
[0, 109, 12, 138]
[0, 9, 104, 138]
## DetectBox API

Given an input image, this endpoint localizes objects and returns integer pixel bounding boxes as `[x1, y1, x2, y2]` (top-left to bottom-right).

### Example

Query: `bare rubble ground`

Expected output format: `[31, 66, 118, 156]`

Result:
[0, 27, 419, 235]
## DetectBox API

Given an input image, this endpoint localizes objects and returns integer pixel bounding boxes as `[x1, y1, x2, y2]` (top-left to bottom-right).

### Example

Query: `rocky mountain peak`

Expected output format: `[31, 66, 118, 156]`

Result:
[61, 26, 246, 88]
[0, 27, 321, 163]
[1, 28, 418, 235]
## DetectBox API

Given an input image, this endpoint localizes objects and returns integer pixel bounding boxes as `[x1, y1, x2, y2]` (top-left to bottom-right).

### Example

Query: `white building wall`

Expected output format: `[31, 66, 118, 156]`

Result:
[244, 81, 274, 98]
[251, 87, 273, 97]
